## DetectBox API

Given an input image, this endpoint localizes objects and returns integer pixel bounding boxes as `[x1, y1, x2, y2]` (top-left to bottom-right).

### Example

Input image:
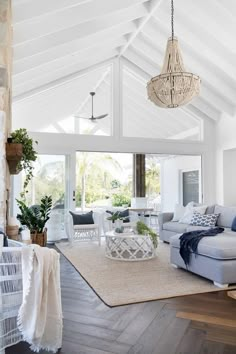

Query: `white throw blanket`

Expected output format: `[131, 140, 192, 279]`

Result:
[17, 245, 62, 353]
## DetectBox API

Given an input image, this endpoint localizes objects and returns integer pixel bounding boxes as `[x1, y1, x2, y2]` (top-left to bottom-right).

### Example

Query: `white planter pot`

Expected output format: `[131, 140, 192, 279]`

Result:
[114, 219, 123, 228]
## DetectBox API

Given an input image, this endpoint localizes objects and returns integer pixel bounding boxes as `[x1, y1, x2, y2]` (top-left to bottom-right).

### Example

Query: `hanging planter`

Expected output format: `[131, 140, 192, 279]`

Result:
[5, 142, 23, 174]
[6, 129, 38, 197]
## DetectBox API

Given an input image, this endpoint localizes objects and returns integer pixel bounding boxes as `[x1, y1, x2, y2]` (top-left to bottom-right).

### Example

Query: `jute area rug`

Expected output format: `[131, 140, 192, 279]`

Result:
[56, 241, 233, 307]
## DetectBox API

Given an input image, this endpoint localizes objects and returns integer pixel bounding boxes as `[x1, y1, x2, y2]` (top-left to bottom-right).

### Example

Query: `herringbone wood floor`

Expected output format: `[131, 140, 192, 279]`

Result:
[6, 251, 236, 354]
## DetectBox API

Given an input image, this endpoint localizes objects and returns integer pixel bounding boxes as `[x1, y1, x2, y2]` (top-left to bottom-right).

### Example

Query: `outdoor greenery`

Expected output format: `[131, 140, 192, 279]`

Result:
[16, 195, 52, 233]
[146, 158, 160, 196]
[136, 221, 158, 248]
[112, 194, 131, 207]
[75, 152, 132, 209]
[9, 128, 38, 199]
[22, 153, 160, 211]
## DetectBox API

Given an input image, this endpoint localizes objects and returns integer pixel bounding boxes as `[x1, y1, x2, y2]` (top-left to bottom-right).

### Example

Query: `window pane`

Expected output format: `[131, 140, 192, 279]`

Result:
[183, 170, 199, 206]
[13, 65, 112, 136]
[76, 152, 133, 210]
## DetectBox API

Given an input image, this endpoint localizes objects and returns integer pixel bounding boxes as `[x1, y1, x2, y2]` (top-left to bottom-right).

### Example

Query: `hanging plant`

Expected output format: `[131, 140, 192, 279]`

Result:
[9, 128, 38, 198]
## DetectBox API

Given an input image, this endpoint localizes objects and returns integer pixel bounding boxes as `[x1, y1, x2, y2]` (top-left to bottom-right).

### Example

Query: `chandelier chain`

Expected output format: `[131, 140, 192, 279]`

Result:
[171, 0, 174, 40]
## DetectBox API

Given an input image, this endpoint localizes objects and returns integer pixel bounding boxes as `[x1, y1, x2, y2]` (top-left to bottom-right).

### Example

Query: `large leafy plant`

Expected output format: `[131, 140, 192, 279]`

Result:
[136, 221, 158, 248]
[16, 195, 52, 233]
[9, 128, 38, 198]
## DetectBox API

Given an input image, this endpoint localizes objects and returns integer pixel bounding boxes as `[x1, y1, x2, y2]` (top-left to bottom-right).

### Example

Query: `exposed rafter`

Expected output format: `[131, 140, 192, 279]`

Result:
[14, 0, 148, 44]
[119, 0, 164, 57]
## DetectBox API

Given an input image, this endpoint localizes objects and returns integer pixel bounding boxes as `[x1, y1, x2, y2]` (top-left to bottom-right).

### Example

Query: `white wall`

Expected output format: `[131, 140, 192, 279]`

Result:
[216, 112, 236, 205]
[223, 149, 236, 206]
[161, 155, 202, 212]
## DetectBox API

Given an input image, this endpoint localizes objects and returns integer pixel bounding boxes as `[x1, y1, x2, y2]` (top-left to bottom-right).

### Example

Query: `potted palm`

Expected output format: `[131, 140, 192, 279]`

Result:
[16, 195, 52, 246]
[106, 211, 126, 228]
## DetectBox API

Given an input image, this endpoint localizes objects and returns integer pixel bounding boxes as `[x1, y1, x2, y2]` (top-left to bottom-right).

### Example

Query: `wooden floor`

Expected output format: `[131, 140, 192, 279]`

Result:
[7, 251, 236, 354]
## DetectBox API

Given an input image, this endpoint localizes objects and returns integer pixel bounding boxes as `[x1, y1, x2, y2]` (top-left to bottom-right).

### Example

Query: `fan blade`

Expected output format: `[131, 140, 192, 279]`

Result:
[74, 115, 92, 119]
[94, 114, 108, 119]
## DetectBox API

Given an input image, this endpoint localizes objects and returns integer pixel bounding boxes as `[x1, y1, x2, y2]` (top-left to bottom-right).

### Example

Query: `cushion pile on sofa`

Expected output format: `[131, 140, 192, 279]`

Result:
[158, 204, 236, 243]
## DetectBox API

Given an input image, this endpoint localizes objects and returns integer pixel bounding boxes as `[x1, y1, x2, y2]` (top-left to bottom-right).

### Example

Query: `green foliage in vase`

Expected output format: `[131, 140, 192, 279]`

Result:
[16, 195, 52, 233]
[9, 128, 38, 199]
[106, 211, 124, 222]
[136, 221, 158, 248]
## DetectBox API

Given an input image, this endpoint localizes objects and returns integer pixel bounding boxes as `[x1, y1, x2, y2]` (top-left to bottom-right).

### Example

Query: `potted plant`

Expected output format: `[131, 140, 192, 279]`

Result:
[6, 128, 38, 198]
[107, 211, 127, 228]
[16, 195, 52, 247]
[136, 221, 158, 248]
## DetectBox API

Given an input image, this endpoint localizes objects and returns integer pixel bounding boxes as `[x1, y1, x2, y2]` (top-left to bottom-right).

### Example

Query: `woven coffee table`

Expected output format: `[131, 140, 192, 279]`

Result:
[105, 231, 156, 261]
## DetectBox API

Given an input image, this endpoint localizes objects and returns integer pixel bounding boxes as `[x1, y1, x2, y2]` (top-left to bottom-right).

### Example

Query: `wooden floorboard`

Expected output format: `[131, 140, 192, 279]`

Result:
[6, 249, 236, 354]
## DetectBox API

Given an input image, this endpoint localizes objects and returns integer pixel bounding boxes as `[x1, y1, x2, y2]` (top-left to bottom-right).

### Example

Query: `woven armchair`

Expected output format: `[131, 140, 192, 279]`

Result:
[65, 211, 101, 246]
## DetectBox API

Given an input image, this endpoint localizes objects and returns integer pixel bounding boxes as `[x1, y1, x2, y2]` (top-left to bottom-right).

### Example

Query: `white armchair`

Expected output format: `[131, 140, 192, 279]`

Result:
[65, 211, 102, 246]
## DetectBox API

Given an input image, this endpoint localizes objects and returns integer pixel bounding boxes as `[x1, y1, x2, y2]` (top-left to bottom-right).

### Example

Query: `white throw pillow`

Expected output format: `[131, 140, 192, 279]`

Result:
[179, 204, 207, 224]
[172, 204, 186, 221]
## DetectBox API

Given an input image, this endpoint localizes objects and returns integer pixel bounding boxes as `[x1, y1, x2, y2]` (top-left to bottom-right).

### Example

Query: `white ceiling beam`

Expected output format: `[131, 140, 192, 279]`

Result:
[13, 22, 136, 75]
[123, 47, 221, 122]
[14, 0, 148, 44]
[119, 0, 164, 57]
[13, 37, 125, 85]
[13, 0, 91, 24]
[13, 51, 117, 99]
[13, 3, 147, 60]
[13, 58, 114, 102]
[173, 0, 236, 53]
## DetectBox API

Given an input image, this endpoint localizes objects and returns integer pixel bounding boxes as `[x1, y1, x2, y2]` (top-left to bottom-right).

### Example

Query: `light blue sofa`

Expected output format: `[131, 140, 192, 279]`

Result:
[158, 205, 236, 287]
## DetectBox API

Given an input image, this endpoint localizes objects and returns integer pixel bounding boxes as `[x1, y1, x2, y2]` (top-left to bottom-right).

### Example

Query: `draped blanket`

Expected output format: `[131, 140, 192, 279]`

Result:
[179, 227, 224, 266]
[18, 245, 62, 353]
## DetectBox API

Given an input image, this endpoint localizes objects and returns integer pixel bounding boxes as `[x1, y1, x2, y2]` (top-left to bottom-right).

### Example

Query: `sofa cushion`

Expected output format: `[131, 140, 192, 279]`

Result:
[231, 216, 236, 232]
[186, 225, 211, 232]
[190, 213, 219, 227]
[172, 204, 186, 221]
[170, 230, 236, 260]
[179, 204, 207, 224]
[163, 221, 188, 233]
[69, 210, 94, 225]
[215, 205, 236, 228]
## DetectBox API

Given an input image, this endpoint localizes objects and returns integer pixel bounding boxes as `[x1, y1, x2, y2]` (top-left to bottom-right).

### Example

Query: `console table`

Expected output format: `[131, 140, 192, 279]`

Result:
[105, 231, 156, 261]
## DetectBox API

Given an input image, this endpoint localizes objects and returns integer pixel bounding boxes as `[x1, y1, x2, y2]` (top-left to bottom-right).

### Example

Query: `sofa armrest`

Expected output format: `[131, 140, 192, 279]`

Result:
[158, 212, 174, 230]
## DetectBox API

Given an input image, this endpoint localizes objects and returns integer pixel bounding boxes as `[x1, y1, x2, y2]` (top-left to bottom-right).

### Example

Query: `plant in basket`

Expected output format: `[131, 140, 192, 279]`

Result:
[6, 128, 38, 198]
[16, 195, 52, 247]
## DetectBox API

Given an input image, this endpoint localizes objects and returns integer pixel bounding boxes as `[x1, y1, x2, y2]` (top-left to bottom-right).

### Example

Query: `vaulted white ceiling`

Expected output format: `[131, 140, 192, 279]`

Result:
[12, 0, 236, 136]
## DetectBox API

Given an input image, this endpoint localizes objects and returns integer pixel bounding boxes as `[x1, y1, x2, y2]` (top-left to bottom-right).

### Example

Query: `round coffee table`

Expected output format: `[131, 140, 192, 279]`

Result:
[105, 231, 156, 261]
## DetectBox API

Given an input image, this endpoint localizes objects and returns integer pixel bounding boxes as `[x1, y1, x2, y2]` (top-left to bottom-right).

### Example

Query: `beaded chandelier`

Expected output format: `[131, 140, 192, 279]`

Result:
[147, 0, 201, 108]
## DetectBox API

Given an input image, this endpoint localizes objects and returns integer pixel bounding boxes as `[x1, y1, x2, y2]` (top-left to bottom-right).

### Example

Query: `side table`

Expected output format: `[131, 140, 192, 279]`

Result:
[105, 231, 156, 261]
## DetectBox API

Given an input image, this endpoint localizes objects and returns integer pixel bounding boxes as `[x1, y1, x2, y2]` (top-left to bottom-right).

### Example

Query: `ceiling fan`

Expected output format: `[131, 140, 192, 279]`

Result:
[74, 92, 108, 122]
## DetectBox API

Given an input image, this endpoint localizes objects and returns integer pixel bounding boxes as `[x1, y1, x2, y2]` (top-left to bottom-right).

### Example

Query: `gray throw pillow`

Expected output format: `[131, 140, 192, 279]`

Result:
[190, 212, 219, 227]
[69, 211, 94, 225]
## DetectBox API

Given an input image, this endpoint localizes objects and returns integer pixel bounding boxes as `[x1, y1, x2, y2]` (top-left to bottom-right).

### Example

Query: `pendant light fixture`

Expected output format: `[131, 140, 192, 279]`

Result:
[147, 0, 201, 108]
